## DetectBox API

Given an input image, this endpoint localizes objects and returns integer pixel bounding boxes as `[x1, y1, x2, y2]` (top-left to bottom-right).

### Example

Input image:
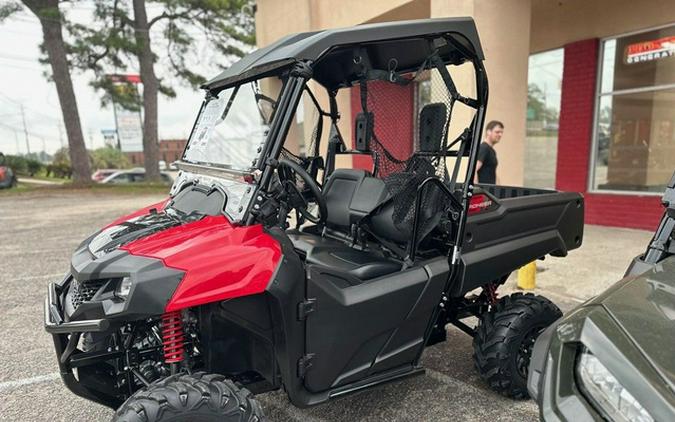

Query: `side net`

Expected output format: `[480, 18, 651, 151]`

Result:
[347, 62, 474, 246]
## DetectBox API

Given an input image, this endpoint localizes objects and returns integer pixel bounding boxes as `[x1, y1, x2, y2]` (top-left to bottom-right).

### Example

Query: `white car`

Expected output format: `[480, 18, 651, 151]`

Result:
[101, 169, 173, 185]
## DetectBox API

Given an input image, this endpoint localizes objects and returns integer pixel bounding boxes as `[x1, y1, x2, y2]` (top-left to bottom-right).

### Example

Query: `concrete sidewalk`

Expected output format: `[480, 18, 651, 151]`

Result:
[503, 224, 653, 301]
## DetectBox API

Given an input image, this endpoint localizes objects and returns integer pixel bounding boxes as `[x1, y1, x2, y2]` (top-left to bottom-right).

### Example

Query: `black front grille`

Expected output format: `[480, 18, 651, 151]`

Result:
[70, 279, 110, 308]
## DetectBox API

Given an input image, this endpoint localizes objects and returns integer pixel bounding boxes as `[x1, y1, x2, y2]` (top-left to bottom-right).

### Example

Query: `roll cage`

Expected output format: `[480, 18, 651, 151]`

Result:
[191, 20, 489, 268]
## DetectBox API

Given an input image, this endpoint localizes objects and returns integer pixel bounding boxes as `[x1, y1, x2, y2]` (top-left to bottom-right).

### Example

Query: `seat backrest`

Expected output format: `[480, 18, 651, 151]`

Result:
[322, 169, 368, 232]
[322, 168, 405, 243]
[418, 103, 448, 153]
[322, 169, 388, 232]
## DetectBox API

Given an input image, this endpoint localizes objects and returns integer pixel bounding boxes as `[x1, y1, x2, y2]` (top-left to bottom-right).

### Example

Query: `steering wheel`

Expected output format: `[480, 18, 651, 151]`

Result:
[277, 158, 327, 225]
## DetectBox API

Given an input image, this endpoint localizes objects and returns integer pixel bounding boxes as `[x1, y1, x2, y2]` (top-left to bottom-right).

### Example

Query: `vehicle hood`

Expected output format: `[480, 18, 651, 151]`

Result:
[596, 256, 675, 391]
[82, 201, 282, 312]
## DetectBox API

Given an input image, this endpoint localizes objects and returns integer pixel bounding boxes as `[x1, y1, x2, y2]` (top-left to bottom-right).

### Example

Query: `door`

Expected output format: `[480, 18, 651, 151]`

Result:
[303, 258, 448, 393]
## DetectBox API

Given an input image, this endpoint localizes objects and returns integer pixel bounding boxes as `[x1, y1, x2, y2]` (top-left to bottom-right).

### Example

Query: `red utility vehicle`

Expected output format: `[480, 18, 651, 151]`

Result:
[45, 18, 584, 421]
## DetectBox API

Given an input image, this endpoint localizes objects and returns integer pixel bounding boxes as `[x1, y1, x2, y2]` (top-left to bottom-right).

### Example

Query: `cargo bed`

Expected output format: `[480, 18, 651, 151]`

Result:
[453, 184, 584, 297]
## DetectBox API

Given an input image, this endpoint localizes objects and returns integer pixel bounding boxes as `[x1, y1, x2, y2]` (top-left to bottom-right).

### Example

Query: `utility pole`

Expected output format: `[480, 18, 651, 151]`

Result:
[14, 131, 20, 154]
[20, 105, 31, 156]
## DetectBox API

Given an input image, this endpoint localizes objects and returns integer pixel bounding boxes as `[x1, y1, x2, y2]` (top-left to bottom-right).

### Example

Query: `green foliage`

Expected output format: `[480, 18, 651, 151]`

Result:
[68, 0, 256, 110]
[2, 155, 44, 176]
[52, 147, 71, 166]
[527, 84, 559, 124]
[46, 162, 72, 179]
[3, 155, 28, 174]
[0, 1, 21, 22]
[26, 158, 43, 176]
[90, 146, 131, 169]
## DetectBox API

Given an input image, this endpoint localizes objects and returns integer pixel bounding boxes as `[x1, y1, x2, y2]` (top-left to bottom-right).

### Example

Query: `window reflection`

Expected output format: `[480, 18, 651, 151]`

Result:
[592, 25, 675, 193]
[526, 49, 563, 189]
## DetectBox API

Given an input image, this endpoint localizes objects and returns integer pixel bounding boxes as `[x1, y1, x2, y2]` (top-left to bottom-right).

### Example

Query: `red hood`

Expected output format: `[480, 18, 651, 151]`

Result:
[104, 199, 171, 229]
[119, 213, 282, 311]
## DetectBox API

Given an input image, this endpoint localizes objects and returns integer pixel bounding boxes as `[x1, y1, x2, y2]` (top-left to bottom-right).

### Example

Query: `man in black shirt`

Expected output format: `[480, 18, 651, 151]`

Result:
[475, 120, 504, 184]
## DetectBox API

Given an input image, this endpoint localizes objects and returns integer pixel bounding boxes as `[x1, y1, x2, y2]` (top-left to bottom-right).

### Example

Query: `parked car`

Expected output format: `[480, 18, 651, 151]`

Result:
[528, 172, 675, 422]
[0, 152, 17, 189]
[44, 18, 584, 421]
[101, 169, 173, 185]
[91, 169, 119, 183]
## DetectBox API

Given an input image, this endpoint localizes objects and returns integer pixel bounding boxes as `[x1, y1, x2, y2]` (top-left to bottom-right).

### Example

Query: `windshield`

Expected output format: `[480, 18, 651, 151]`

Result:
[183, 77, 281, 172]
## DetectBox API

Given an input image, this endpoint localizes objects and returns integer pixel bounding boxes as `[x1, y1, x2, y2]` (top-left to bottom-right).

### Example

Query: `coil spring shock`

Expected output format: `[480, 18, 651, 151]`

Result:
[161, 311, 185, 364]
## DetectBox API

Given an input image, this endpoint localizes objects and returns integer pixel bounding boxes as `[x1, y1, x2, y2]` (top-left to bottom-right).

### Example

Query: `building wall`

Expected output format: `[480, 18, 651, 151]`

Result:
[255, 0, 670, 230]
[531, 0, 675, 53]
[125, 139, 187, 167]
[257, 0, 532, 186]
[430, 0, 532, 186]
[556, 39, 663, 230]
[159, 139, 187, 164]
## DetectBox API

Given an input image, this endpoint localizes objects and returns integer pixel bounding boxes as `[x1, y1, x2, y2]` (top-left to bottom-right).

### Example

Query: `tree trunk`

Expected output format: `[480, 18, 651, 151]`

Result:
[22, 0, 91, 184]
[132, 0, 160, 181]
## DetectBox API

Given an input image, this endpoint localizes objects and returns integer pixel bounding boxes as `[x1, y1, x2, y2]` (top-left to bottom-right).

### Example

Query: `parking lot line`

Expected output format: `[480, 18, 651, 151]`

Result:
[0, 373, 60, 393]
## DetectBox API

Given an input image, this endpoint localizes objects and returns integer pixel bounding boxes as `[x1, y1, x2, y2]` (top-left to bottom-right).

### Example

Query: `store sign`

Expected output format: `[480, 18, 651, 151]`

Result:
[624, 36, 675, 64]
[108, 74, 144, 152]
[115, 107, 144, 152]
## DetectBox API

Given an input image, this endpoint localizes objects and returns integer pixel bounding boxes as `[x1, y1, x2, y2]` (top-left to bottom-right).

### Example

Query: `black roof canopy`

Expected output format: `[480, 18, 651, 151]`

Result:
[204, 17, 484, 91]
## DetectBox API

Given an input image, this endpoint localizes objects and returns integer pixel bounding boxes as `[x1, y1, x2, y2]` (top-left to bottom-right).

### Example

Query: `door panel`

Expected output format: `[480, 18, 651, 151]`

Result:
[304, 258, 448, 393]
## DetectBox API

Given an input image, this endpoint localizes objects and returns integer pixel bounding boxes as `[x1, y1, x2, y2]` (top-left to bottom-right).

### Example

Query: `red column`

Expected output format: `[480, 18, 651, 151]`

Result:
[556, 39, 599, 193]
[555, 39, 663, 230]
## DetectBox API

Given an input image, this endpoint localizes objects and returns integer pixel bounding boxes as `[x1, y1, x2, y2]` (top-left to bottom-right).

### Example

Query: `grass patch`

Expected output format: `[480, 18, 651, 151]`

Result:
[85, 183, 171, 195]
[0, 183, 39, 195]
[26, 173, 70, 182]
[0, 182, 170, 197]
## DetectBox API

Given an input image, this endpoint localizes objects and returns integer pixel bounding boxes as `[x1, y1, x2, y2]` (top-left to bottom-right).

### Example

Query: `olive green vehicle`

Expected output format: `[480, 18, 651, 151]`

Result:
[528, 173, 675, 422]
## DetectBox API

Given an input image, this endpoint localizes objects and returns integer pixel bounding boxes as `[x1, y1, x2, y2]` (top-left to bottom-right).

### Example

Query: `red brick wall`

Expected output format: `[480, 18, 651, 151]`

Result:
[556, 39, 663, 231]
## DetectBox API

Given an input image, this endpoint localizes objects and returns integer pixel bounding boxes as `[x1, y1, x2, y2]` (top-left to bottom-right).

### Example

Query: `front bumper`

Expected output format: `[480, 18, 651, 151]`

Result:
[44, 277, 125, 409]
[44, 282, 110, 334]
[528, 305, 675, 422]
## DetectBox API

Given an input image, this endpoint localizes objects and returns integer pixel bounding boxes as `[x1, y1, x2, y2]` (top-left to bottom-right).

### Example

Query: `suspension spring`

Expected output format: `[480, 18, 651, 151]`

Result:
[485, 282, 499, 306]
[161, 311, 185, 364]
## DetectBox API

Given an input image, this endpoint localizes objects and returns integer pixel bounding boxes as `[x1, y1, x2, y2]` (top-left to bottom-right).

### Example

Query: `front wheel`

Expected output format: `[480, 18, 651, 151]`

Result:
[473, 293, 562, 399]
[112, 372, 266, 422]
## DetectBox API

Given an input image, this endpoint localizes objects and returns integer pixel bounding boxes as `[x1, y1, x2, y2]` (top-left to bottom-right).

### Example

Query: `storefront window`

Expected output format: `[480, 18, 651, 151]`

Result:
[525, 49, 563, 189]
[592, 25, 675, 193]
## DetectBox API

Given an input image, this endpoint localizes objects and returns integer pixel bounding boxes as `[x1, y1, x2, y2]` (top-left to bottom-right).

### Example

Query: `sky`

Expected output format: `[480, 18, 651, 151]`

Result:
[0, 2, 228, 156]
[527, 48, 564, 114]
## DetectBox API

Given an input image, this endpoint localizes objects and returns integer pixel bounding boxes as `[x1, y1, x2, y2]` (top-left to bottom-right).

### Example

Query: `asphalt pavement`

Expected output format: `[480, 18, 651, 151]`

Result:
[0, 190, 652, 421]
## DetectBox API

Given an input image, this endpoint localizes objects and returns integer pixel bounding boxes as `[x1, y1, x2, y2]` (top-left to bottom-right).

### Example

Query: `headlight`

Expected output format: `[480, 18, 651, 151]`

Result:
[115, 277, 133, 298]
[576, 347, 653, 422]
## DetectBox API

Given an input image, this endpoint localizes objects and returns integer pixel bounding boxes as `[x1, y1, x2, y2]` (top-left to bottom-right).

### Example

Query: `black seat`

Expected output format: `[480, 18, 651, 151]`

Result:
[287, 168, 401, 282]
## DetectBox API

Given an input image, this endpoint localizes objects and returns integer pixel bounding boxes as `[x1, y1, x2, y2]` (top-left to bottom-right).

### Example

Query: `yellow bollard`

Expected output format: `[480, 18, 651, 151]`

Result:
[517, 261, 536, 290]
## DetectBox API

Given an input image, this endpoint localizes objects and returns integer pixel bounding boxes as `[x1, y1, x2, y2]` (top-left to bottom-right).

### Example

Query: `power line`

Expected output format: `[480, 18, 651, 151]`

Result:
[0, 60, 44, 72]
[0, 122, 60, 143]
[0, 52, 37, 62]
[0, 93, 61, 122]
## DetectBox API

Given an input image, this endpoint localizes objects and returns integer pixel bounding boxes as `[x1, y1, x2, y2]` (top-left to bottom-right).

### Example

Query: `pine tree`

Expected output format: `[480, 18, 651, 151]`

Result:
[69, 0, 255, 181]
[8, 1, 93, 184]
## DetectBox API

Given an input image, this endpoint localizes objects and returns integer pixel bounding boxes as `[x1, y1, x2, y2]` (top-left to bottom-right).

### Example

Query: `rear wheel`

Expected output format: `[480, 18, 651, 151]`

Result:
[112, 372, 266, 422]
[473, 293, 561, 399]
